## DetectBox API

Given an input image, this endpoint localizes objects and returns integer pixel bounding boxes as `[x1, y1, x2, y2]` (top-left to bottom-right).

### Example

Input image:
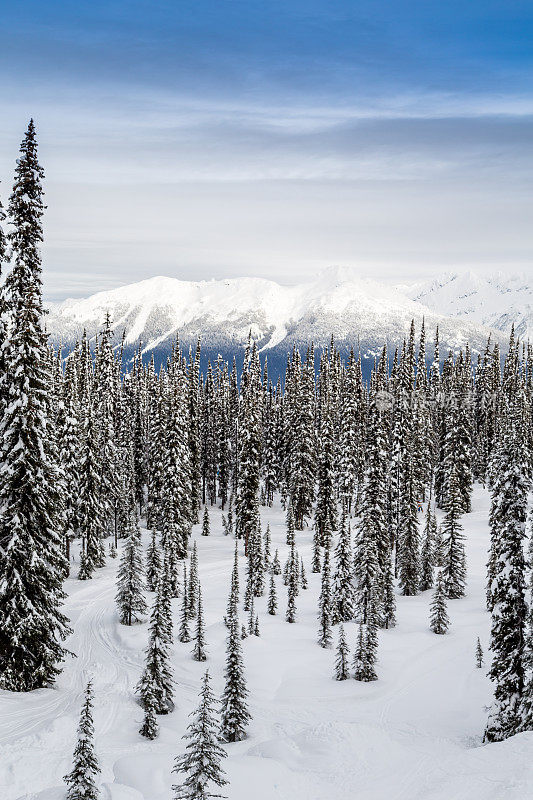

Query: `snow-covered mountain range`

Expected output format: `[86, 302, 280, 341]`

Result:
[45, 268, 525, 371]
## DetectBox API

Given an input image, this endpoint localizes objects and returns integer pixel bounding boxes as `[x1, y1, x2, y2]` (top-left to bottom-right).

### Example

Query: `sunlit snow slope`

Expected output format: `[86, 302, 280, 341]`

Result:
[1, 485, 532, 800]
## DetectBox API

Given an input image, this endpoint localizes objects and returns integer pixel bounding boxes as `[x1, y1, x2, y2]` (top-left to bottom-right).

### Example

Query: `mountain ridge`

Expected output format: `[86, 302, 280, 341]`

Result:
[45, 268, 518, 374]
[399, 270, 533, 342]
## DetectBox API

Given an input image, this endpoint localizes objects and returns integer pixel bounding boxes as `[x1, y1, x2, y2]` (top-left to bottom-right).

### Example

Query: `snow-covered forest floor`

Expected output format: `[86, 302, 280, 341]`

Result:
[1, 484, 532, 800]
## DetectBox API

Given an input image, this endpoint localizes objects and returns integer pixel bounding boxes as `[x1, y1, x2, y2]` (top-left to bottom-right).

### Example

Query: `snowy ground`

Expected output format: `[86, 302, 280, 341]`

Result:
[1, 484, 532, 800]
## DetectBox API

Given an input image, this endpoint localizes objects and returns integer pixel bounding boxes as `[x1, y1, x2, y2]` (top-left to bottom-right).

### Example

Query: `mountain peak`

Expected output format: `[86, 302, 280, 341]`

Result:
[400, 270, 533, 341]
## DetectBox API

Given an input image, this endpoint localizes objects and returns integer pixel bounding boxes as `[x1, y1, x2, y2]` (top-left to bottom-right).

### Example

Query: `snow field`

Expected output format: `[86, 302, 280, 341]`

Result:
[1, 483, 532, 800]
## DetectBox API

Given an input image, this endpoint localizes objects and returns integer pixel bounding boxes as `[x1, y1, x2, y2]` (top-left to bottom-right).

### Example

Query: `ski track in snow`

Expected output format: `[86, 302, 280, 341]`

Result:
[1, 484, 532, 800]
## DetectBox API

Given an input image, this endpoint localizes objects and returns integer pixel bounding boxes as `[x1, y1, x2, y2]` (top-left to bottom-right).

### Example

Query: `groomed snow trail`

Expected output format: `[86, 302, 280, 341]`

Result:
[1, 484, 532, 800]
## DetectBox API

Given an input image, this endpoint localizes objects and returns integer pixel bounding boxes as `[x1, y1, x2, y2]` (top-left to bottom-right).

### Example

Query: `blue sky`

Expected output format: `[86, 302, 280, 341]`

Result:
[1, 1, 532, 299]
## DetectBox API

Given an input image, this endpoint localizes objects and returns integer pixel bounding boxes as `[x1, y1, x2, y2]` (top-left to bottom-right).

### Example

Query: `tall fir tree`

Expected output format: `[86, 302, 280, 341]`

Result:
[317, 547, 333, 648]
[78, 404, 105, 579]
[0, 120, 71, 691]
[354, 397, 391, 624]
[235, 343, 262, 553]
[333, 509, 355, 623]
[179, 564, 192, 643]
[188, 542, 199, 619]
[285, 542, 298, 623]
[314, 357, 338, 543]
[419, 501, 437, 591]
[137, 568, 174, 715]
[485, 400, 529, 742]
[115, 517, 147, 625]
[440, 464, 467, 599]
[397, 461, 420, 597]
[220, 617, 251, 742]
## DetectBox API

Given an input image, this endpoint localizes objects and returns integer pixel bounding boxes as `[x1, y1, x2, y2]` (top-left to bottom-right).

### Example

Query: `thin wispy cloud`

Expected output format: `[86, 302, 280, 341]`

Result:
[0, 1, 532, 299]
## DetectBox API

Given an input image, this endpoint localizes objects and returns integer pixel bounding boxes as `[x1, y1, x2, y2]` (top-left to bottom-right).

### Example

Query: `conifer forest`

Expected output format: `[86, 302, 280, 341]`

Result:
[1, 124, 532, 800]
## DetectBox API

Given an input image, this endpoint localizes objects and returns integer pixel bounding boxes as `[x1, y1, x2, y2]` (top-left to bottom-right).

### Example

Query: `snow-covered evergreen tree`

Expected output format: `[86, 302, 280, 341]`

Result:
[317, 547, 333, 648]
[398, 461, 420, 596]
[333, 509, 355, 623]
[314, 355, 338, 541]
[286, 502, 295, 546]
[137, 568, 174, 715]
[247, 593, 256, 635]
[300, 557, 308, 590]
[179, 564, 192, 643]
[235, 343, 262, 553]
[146, 530, 162, 593]
[115, 518, 147, 625]
[352, 617, 378, 682]
[311, 526, 321, 573]
[172, 670, 228, 800]
[64, 681, 100, 800]
[78, 404, 105, 579]
[192, 585, 208, 661]
[188, 542, 199, 619]
[139, 675, 159, 740]
[335, 625, 350, 681]
[419, 501, 437, 591]
[0, 120, 71, 691]
[220, 617, 251, 742]
[267, 575, 278, 615]
[485, 399, 529, 742]
[476, 637, 484, 668]
[429, 570, 449, 634]
[285, 566, 297, 623]
[263, 524, 272, 567]
[440, 464, 467, 599]
[202, 504, 210, 537]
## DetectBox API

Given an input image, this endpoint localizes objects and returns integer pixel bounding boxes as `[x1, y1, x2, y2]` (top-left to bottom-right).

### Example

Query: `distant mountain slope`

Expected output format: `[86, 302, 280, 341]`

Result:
[399, 271, 533, 342]
[45, 267, 511, 374]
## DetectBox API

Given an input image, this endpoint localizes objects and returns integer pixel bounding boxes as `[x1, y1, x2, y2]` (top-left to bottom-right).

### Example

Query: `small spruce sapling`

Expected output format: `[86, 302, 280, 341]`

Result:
[64, 681, 100, 800]
[267, 576, 277, 615]
[171, 670, 228, 800]
[192, 586, 207, 661]
[300, 557, 308, 589]
[335, 625, 350, 681]
[476, 637, 484, 668]
[429, 569, 450, 634]
[202, 505, 210, 537]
